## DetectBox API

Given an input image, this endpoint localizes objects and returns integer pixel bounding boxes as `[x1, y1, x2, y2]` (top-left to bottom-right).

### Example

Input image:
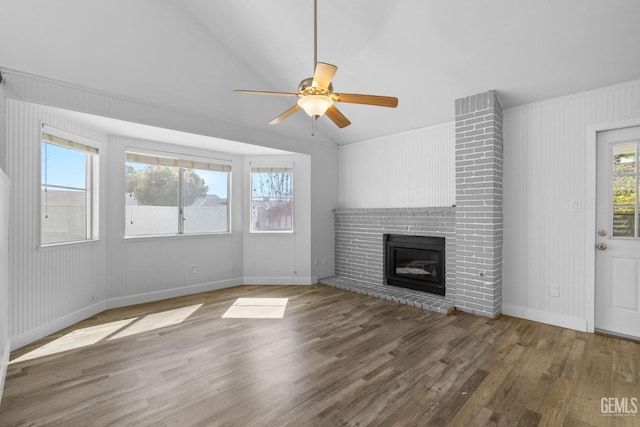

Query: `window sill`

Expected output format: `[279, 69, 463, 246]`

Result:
[124, 232, 232, 242]
[248, 231, 295, 235]
[39, 239, 101, 251]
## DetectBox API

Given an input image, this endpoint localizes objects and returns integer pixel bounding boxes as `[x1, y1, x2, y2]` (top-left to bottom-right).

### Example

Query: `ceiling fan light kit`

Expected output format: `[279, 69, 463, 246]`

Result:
[233, 0, 398, 130]
[297, 94, 333, 117]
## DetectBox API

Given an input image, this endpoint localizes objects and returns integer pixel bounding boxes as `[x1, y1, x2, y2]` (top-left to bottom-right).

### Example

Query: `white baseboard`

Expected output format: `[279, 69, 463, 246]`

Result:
[8, 277, 319, 351]
[502, 304, 588, 332]
[0, 344, 9, 404]
[106, 278, 242, 310]
[10, 301, 107, 351]
[9, 279, 242, 350]
[243, 276, 317, 285]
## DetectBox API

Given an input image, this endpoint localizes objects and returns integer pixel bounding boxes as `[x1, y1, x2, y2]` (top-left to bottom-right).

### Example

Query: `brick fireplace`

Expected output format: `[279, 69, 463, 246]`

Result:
[321, 90, 504, 318]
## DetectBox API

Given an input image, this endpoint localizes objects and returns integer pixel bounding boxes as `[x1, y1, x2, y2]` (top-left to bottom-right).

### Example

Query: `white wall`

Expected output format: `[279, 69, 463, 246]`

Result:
[336, 80, 640, 332]
[309, 142, 338, 280]
[338, 123, 455, 208]
[0, 168, 10, 403]
[503, 79, 640, 331]
[0, 80, 5, 171]
[1, 69, 339, 351]
[243, 154, 313, 284]
[6, 100, 109, 349]
[106, 136, 245, 307]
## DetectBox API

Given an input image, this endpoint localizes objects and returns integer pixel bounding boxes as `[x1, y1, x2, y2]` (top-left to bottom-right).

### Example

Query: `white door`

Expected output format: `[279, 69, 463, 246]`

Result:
[595, 126, 640, 339]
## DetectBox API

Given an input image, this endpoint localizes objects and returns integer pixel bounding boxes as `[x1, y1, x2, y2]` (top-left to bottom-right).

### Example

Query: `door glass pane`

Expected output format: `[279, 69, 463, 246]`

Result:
[612, 143, 638, 238]
[612, 175, 636, 237]
[613, 143, 636, 174]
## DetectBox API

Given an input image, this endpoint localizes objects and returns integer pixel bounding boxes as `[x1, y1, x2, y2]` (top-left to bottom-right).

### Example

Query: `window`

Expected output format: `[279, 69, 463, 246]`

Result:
[250, 164, 294, 232]
[41, 126, 99, 246]
[125, 150, 231, 237]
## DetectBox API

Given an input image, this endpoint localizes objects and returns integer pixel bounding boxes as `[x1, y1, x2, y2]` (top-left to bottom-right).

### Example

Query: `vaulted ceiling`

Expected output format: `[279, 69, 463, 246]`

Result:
[1, 0, 639, 146]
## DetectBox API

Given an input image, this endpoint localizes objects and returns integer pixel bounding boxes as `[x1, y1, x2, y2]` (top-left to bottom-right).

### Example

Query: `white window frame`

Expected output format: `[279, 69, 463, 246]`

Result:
[125, 148, 232, 238]
[40, 124, 100, 247]
[250, 162, 295, 234]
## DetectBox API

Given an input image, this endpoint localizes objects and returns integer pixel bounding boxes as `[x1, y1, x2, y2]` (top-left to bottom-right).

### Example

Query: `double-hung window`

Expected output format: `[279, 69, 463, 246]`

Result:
[250, 164, 294, 233]
[125, 150, 231, 237]
[40, 125, 99, 246]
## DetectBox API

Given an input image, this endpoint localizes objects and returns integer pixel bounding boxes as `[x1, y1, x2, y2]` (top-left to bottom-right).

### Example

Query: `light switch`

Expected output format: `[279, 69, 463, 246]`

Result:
[569, 200, 582, 213]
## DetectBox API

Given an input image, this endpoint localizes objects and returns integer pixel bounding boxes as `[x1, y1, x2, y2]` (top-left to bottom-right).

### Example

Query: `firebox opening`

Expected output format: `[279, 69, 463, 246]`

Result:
[384, 234, 445, 296]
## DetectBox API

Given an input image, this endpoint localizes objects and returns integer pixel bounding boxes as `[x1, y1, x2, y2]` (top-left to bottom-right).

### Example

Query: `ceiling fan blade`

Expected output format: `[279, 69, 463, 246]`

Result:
[269, 104, 302, 125]
[234, 90, 299, 97]
[312, 62, 337, 91]
[325, 105, 351, 128]
[333, 93, 398, 108]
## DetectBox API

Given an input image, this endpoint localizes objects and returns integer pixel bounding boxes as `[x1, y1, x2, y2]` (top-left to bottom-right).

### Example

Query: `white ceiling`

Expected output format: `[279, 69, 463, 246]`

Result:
[33, 105, 292, 156]
[1, 0, 640, 147]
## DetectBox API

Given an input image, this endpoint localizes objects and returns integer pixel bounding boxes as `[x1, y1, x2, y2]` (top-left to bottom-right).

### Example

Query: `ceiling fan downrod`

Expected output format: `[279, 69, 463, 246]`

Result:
[232, 0, 398, 130]
[313, 0, 318, 71]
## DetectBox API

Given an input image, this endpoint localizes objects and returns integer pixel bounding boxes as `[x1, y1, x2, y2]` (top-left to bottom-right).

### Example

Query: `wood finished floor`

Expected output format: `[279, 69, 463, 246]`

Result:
[1, 285, 638, 427]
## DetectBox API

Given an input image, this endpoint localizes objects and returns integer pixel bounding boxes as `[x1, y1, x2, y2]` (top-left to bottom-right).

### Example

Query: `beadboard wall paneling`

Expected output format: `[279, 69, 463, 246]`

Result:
[243, 155, 313, 284]
[0, 169, 10, 402]
[106, 136, 244, 307]
[0, 82, 8, 402]
[6, 100, 108, 347]
[309, 143, 338, 281]
[2, 70, 336, 350]
[0, 69, 334, 156]
[503, 79, 640, 331]
[2, 68, 337, 284]
[0, 83, 6, 171]
[338, 123, 455, 209]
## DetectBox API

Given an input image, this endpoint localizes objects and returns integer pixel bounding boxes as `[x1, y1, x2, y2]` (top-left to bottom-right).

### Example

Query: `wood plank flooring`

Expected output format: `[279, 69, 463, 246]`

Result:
[1, 285, 638, 426]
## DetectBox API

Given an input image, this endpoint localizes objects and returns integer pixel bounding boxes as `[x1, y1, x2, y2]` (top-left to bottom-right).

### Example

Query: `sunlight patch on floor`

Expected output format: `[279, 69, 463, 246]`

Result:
[221, 298, 289, 319]
[10, 303, 204, 364]
[10, 318, 138, 364]
[109, 304, 203, 339]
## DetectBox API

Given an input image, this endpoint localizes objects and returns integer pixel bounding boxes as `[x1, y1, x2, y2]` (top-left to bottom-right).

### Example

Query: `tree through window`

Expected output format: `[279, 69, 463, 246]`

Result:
[125, 151, 231, 236]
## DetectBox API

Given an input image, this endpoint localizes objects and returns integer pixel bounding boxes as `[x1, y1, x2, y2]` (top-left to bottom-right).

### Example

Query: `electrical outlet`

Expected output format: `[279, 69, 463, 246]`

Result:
[190, 264, 197, 274]
[550, 285, 560, 297]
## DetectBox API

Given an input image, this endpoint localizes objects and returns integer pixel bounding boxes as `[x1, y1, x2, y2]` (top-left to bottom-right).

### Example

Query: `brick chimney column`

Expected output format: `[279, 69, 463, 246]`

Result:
[454, 90, 503, 317]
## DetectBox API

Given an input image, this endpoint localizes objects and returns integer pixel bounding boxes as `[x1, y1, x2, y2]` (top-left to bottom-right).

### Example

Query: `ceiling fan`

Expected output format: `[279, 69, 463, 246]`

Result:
[233, 0, 398, 130]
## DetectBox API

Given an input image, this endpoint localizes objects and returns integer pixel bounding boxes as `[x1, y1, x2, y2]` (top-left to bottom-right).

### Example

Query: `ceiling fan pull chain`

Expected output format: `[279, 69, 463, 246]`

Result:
[311, 115, 317, 136]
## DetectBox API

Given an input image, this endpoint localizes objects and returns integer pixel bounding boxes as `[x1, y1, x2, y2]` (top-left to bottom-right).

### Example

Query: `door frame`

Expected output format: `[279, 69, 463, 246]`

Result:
[586, 118, 640, 333]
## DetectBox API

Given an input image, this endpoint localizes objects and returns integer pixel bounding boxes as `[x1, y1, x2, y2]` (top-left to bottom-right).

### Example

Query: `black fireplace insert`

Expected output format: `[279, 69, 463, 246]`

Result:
[384, 234, 445, 296]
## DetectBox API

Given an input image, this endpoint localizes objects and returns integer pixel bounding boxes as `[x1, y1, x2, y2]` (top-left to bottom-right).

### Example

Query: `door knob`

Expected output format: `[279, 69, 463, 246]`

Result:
[597, 242, 607, 250]
[597, 229, 608, 236]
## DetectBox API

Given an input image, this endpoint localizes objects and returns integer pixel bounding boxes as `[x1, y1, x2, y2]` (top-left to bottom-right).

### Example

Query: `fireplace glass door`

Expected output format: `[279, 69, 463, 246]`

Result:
[394, 248, 440, 282]
[384, 234, 445, 296]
